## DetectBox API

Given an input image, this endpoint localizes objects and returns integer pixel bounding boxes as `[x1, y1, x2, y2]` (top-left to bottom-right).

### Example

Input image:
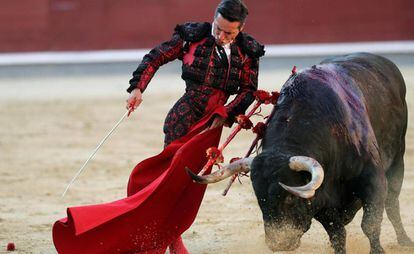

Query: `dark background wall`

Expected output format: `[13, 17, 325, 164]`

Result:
[1, 0, 413, 52]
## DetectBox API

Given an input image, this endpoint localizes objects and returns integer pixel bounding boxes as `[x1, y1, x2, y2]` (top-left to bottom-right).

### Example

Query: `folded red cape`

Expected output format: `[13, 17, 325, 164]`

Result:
[53, 106, 227, 254]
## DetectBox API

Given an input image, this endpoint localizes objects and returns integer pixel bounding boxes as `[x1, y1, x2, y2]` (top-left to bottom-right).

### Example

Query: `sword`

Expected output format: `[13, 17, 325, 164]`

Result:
[61, 109, 132, 197]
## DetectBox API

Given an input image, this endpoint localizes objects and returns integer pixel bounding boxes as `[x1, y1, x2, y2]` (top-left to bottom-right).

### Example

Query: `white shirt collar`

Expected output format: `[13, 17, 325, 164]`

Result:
[211, 25, 231, 58]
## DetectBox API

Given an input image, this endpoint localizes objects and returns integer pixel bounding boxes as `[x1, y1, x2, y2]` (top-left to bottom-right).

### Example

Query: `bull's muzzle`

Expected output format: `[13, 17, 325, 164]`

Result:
[264, 223, 302, 251]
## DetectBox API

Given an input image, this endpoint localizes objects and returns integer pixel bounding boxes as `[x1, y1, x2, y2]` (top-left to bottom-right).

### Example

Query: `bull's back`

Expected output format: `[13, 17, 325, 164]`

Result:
[323, 53, 407, 169]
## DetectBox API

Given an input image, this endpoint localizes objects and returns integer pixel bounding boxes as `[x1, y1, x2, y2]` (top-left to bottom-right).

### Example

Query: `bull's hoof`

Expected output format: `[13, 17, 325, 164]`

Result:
[332, 245, 346, 254]
[397, 236, 414, 247]
[369, 246, 385, 254]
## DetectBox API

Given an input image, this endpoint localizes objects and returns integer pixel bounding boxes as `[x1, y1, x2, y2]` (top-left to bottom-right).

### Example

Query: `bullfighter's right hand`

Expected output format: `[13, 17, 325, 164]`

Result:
[126, 88, 143, 114]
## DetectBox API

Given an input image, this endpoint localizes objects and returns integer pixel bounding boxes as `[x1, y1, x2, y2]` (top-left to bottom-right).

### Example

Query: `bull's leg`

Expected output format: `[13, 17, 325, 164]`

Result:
[361, 203, 385, 254]
[323, 223, 347, 254]
[359, 165, 387, 254]
[385, 152, 414, 246]
[316, 209, 347, 254]
[341, 199, 362, 226]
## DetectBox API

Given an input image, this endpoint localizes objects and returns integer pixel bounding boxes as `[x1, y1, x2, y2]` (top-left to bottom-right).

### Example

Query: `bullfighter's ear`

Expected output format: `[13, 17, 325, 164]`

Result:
[239, 23, 245, 32]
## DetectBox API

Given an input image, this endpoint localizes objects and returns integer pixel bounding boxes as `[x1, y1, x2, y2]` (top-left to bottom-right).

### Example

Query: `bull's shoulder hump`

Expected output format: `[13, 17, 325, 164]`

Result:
[320, 53, 398, 72]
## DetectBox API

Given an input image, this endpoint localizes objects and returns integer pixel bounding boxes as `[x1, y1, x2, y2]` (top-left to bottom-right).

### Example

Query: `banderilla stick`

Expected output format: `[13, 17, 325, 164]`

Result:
[197, 101, 262, 176]
[222, 105, 278, 196]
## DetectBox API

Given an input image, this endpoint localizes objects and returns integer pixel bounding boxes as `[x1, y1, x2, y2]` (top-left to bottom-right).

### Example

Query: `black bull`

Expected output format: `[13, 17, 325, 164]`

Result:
[188, 53, 413, 253]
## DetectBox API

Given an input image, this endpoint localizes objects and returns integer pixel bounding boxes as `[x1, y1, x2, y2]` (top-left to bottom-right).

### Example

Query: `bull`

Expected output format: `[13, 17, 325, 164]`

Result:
[188, 53, 413, 253]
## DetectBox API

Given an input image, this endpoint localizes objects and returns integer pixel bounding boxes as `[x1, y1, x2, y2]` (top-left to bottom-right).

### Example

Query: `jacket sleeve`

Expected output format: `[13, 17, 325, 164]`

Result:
[224, 57, 259, 125]
[127, 32, 184, 93]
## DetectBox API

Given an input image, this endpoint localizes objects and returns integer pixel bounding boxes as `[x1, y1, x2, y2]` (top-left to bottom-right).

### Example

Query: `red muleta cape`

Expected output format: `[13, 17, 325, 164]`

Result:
[53, 100, 227, 253]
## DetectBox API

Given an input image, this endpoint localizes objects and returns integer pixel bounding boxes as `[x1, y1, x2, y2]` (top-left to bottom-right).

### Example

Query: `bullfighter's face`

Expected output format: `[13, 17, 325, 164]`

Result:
[251, 153, 313, 251]
[212, 13, 243, 46]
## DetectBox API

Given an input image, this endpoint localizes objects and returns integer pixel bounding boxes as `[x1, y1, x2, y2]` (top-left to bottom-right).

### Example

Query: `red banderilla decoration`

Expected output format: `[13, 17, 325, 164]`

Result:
[196, 101, 261, 176]
[222, 92, 279, 196]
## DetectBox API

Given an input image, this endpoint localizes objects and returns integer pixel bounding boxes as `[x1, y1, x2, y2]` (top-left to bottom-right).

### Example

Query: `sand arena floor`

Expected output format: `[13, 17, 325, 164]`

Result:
[1, 55, 413, 253]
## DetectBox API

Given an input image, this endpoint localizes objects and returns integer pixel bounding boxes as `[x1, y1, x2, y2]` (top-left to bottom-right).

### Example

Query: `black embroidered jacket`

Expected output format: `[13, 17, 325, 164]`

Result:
[128, 22, 265, 145]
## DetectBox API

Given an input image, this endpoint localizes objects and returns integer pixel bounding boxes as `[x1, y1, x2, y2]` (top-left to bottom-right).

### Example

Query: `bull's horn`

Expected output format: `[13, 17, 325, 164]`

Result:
[279, 156, 324, 199]
[186, 157, 254, 184]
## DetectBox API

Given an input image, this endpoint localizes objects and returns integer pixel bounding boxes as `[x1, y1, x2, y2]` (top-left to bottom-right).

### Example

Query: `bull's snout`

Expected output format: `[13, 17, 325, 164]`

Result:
[264, 223, 302, 251]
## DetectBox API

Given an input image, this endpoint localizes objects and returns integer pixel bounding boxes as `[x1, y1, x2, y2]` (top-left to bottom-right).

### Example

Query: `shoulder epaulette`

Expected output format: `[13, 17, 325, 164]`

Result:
[174, 22, 211, 42]
[237, 32, 265, 58]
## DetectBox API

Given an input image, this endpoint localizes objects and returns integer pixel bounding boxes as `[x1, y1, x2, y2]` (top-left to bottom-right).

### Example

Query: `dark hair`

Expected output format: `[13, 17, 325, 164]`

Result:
[215, 0, 249, 24]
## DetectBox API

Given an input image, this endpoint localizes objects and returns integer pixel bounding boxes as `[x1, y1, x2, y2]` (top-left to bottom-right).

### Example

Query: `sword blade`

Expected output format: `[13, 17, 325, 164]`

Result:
[61, 110, 130, 197]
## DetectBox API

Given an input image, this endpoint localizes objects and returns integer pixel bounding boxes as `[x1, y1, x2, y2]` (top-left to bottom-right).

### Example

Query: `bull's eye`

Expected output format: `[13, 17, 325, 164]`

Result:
[279, 116, 290, 123]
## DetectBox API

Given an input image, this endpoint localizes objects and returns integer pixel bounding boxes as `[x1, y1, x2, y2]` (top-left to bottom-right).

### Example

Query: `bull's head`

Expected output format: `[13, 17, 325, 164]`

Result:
[186, 154, 324, 251]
